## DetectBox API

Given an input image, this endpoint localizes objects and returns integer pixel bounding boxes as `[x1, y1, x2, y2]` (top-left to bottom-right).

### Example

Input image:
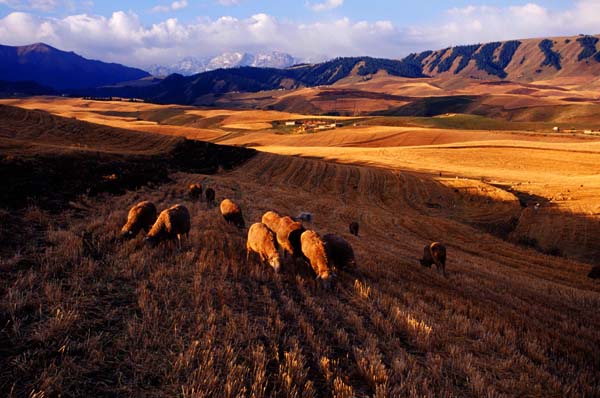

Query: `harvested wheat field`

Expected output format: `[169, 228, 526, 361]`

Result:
[1, 102, 600, 398]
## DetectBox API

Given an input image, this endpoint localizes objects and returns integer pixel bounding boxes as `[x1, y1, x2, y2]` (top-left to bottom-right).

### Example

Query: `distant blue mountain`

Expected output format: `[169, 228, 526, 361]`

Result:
[0, 43, 150, 90]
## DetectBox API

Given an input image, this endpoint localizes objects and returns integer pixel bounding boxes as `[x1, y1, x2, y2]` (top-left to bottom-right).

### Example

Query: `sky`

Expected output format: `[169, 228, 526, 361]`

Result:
[0, 0, 598, 69]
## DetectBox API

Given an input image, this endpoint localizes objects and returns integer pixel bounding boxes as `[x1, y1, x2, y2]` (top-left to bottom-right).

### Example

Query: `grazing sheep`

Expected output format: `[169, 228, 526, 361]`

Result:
[246, 223, 282, 272]
[261, 210, 282, 233]
[145, 204, 190, 248]
[294, 212, 313, 223]
[323, 233, 356, 269]
[121, 201, 157, 239]
[588, 266, 600, 279]
[277, 216, 305, 258]
[419, 242, 447, 277]
[220, 199, 245, 228]
[188, 183, 203, 200]
[301, 230, 335, 288]
[205, 188, 216, 207]
[349, 221, 359, 237]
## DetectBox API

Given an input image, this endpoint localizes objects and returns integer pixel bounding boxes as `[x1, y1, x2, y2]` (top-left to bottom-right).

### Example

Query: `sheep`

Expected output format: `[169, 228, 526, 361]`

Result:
[588, 266, 600, 279]
[220, 198, 245, 228]
[205, 188, 216, 208]
[121, 201, 157, 239]
[294, 212, 313, 223]
[261, 210, 282, 233]
[323, 233, 356, 269]
[246, 223, 282, 272]
[145, 204, 190, 248]
[349, 221, 359, 237]
[276, 216, 305, 258]
[419, 242, 447, 277]
[188, 183, 203, 200]
[301, 230, 335, 289]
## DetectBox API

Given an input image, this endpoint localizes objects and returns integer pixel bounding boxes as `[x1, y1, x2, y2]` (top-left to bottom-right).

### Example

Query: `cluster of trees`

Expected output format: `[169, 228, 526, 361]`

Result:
[437, 44, 481, 74]
[427, 48, 449, 73]
[539, 39, 562, 70]
[473, 40, 521, 78]
[576, 36, 600, 61]
[354, 57, 427, 78]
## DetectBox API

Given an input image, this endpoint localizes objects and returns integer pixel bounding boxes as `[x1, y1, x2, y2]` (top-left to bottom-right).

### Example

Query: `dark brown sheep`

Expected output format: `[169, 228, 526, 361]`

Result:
[205, 188, 216, 208]
[301, 230, 334, 289]
[145, 204, 190, 248]
[261, 210, 282, 233]
[323, 233, 356, 269]
[220, 199, 245, 228]
[188, 183, 202, 200]
[121, 201, 157, 239]
[419, 242, 447, 277]
[588, 266, 600, 279]
[276, 216, 305, 258]
[349, 221, 359, 237]
[247, 223, 282, 272]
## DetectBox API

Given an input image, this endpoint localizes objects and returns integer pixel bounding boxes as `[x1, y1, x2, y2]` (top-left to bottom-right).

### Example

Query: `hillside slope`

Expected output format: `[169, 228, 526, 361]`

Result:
[1, 151, 597, 397]
[81, 34, 600, 105]
[412, 34, 600, 82]
[0, 43, 150, 90]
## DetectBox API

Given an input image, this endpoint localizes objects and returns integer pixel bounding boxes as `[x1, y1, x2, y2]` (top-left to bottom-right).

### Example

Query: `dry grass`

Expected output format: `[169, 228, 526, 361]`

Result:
[1, 151, 598, 397]
[1, 98, 600, 397]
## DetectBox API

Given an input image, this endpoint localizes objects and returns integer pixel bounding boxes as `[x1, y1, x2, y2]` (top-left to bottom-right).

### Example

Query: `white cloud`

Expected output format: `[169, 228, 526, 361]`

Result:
[1, 1, 600, 70]
[152, 0, 187, 13]
[307, 0, 343, 12]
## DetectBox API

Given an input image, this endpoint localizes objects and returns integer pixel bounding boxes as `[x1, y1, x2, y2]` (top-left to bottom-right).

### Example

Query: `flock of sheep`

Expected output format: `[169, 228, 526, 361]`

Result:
[120, 183, 448, 288]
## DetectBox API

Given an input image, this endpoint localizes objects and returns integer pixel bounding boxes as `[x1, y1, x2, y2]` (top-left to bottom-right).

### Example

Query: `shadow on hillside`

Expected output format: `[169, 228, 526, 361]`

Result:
[0, 140, 256, 212]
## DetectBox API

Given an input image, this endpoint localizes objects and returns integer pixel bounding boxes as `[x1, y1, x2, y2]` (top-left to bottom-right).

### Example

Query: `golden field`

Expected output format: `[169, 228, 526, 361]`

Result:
[0, 89, 599, 397]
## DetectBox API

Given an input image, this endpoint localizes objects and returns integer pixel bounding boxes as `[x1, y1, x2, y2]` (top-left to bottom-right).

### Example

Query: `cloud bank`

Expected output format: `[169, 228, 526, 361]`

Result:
[1, 1, 599, 68]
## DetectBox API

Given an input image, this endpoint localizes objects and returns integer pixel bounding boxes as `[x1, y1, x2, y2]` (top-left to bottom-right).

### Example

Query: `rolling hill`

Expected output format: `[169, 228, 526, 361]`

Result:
[0, 43, 150, 90]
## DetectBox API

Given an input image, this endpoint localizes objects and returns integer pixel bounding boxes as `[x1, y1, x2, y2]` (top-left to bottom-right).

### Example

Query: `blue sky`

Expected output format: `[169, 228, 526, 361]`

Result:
[0, 1, 596, 68]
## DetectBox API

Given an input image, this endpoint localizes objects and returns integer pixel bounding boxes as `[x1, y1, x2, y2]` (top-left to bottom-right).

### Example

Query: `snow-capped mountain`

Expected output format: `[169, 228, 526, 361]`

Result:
[148, 51, 303, 77]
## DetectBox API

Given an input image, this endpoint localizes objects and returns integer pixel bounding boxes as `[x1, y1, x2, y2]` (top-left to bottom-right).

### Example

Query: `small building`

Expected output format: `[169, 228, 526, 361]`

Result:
[285, 121, 299, 126]
[553, 126, 560, 132]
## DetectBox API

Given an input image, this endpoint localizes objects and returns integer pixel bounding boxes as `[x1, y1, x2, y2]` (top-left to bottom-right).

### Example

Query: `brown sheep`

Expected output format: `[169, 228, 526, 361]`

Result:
[188, 183, 203, 200]
[349, 221, 359, 237]
[246, 223, 282, 272]
[205, 188, 216, 208]
[121, 201, 157, 239]
[261, 210, 282, 233]
[323, 233, 356, 269]
[145, 204, 190, 248]
[301, 230, 334, 289]
[277, 216, 305, 258]
[589, 266, 600, 279]
[419, 242, 447, 277]
[220, 199, 245, 228]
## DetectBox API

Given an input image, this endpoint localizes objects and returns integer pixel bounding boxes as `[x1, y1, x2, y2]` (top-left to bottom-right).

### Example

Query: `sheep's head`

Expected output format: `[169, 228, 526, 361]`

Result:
[144, 235, 159, 247]
[120, 228, 135, 240]
[268, 254, 282, 273]
[317, 271, 336, 290]
[419, 258, 432, 268]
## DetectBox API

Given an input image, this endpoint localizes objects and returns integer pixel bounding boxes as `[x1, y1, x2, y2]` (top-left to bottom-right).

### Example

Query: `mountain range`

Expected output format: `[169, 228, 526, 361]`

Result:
[0, 43, 150, 90]
[1, 34, 600, 103]
[148, 52, 301, 77]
